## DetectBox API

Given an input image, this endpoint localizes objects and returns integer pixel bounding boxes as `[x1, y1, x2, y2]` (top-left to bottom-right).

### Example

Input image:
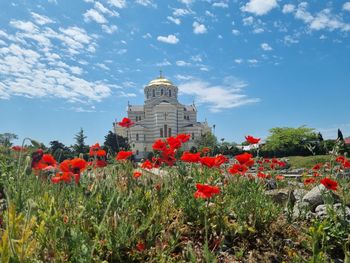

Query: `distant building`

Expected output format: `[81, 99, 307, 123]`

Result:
[345, 137, 350, 145]
[115, 73, 211, 159]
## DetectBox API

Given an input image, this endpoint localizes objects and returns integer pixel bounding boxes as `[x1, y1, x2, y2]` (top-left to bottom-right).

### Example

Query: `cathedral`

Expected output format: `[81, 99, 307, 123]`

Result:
[115, 73, 211, 159]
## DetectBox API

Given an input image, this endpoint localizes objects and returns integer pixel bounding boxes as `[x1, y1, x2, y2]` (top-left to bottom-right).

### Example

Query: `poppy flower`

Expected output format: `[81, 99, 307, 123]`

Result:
[335, 156, 346, 164]
[312, 163, 323, 170]
[343, 160, 350, 168]
[313, 172, 320, 177]
[118, 117, 135, 128]
[152, 157, 162, 168]
[235, 152, 253, 165]
[141, 159, 153, 169]
[51, 172, 73, 184]
[245, 135, 261, 144]
[11, 146, 26, 152]
[176, 133, 191, 143]
[257, 172, 268, 179]
[136, 241, 146, 252]
[89, 143, 101, 156]
[70, 158, 87, 174]
[275, 175, 285, 181]
[200, 156, 217, 168]
[215, 155, 229, 166]
[33, 154, 57, 170]
[228, 164, 248, 175]
[97, 149, 106, 157]
[95, 160, 107, 168]
[152, 139, 167, 151]
[116, 151, 133, 160]
[166, 136, 182, 149]
[160, 150, 176, 166]
[181, 152, 201, 163]
[304, 178, 316, 185]
[201, 147, 210, 154]
[194, 183, 220, 199]
[133, 171, 142, 178]
[320, 177, 338, 191]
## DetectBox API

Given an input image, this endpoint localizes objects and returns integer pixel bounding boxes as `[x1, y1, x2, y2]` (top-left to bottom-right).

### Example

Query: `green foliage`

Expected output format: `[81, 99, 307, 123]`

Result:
[287, 155, 332, 169]
[73, 128, 89, 158]
[194, 132, 217, 152]
[49, 140, 73, 162]
[0, 133, 18, 147]
[103, 131, 129, 155]
[262, 126, 319, 157]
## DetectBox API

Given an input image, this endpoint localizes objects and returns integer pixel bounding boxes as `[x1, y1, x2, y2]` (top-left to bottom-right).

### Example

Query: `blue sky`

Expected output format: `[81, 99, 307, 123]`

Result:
[1, 0, 350, 146]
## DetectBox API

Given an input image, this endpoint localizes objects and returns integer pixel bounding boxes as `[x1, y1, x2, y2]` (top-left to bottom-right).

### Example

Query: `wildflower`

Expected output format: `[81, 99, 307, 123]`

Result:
[320, 177, 338, 191]
[335, 156, 346, 164]
[200, 156, 217, 168]
[181, 152, 201, 163]
[133, 171, 142, 178]
[245, 135, 261, 144]
[31, 149, 44, 169]
[176, 133, 191, 143]
[118, 117, 135, 128]
[313, 172, 320, 177]
[51, 172, 73, 184]
[276, 175, 285, 181]
[11, 146, 26, 151]
[32, 153, 57, 170]
[116, 151, 133, 160]
[97, 149, 106, 157]
[141, 159, 153, 169]
[70, 158, 87, 173]
[304, 178, 316, 185]
[136, 241, 146, 252]
[194, 183, 220, 199]
[166, 136, 182, 149]
[201, 147, 210, 154]
[312, 163, 323, 171]
[343, 160, 350, 168]
[235, 152, 254, 166]
[89, 143, 101, 156]
[214, 155, 229, 166]
[228, 164, 248, 175]
[257, 172, 268, 179]
[152, 139, 167, 151]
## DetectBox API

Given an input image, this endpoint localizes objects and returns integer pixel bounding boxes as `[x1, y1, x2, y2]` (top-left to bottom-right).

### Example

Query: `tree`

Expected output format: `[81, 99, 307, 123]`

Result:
[262, 126, 319, 157]
[103, 131, 129, 155]
[49, 140, 73, 161]
[0, 133, 18, 147]
[194, 132, 218, 152]
[337, 129, 344, 141]
[73, 128, 89, 157]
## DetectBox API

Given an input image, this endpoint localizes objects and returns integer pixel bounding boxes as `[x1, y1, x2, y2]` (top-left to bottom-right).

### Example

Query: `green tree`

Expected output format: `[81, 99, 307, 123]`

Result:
[103, 131, 129, 155]
[73, 128, 89, 157]
[194, 132, 218, 153]
[0, 133, 18, 147]
[49, 140, 73, 161]
[262, 126, 319, 157]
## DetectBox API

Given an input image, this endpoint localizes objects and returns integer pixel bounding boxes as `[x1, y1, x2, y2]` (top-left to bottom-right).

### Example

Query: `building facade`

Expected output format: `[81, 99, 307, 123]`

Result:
[115, 74, 211, 159]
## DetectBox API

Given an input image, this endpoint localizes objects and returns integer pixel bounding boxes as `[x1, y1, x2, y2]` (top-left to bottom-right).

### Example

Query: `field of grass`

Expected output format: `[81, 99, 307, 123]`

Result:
[0, 140, 350, 262]
[287, 155, 333, 169]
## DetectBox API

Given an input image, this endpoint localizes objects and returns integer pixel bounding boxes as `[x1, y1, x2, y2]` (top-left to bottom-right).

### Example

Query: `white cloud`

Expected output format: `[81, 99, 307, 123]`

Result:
[156, 59, 171, 66]
[175, 74, 193, 80]
[31, 12, 54, 25]
[178, 77, 259, 112]
[119, 91, 136, 97]
[157, 34, 179, 44]
[10, 20, 38, 32]
[117, 48, 127, 55]
[213, 2, 228, 8]
[96, 63, 110, 70]
[234, 58, 243, 64]
[95, 2, 119, 16]
[102, 24, 118, 34]
[173, 8, 193, 16]
[167, 16, 181, 25]
[84, 9, 108, 24]
[108, 0, 126, 8]
[248, 59, 258, 64]
[193, 21, 207, 34]
[253, 28, 264, 34]
[284, 35, 299, 45]
[135, 0, 157, 7]
[191, 54, 202, 62]
[242, 16, 254, 26]
[343, 2, 350, 12]
[241, 0, 278, 16]
[282, 4, 295, 14]
[176, 60, 191, 66]
[261, 42, 272, 51]
[232, 29, 240, 35]
[142, 33, 152, 38]
[178, 0, 193, 4]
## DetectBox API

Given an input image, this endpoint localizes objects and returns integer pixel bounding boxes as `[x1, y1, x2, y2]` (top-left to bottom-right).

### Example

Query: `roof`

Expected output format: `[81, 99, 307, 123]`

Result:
[128, 105, 144, 111]
[147, 76, 174, 86]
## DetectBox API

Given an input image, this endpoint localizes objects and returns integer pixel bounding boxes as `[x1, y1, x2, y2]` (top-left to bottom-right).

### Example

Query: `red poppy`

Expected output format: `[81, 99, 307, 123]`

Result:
[201, 147, 210, 154]
[11, 146, 26, 152]
[228, 164, 248, 175]
[97, 149, 106, 157]
[312, 163, 323, 170]
[152, 157, 162, 168]
[152, 139, 167, 151]
[33, 153, 57, 170]
[89, 143, 101, 156]
[278, 161, 286, 167]
[166, 136, 182, 149]
[304, 178, 316, 185]
[257, 172, 268, 179]
[176, 133, 191, 143]
[141, 159, 153, 169]
[118, 117, 135, 128]
[116, 151, 133, 160]
[70, 158, 87, 174]
[133, 171, 142, 178]
[215, 155, 229, 166]
[343, 160, 350, 168]
[181, 152, 201, 163]
[160, 150, 176, 166]
[136, 241, 146, 252]
[258, 166, 265, 171]
[200, 156, 217, 168]
[320, 177, 338, 191]
[245, 135, 261, 144]
[335, 156, 346, 164]
[235, 152, 253, 165]
[275, 175, 285, 181]
[313, 172, 321, 177]
[59, 160, 71, 172]
[95, 160, 107, 168]
[51, 172, 73, 184]
[194, 183, 220, 199]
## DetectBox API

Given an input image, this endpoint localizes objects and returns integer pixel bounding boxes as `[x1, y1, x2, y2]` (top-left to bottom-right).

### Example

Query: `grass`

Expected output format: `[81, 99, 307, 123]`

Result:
[287, 155, 332, 169]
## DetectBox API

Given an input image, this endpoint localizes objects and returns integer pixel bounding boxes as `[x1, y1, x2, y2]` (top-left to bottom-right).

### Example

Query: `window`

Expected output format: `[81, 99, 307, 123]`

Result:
[187, 116, 190, 120]
[136, 133, 139, 141]
[168, 128, 172, 137]
[192, 133, 195, 140]
[147, 91, 149, 99]
[152, 89, 155, 97]
[164, 113, 167, 120]
[161, 89, 164, 96]
[169, 90, 172, 97]
[136, 150, 139, 155]
[160, 128, 163, 138]
[136, 116, 138, 121]
[184, 115, 186, 120]
[144, 134, 146, 141]
[139, 116, 141, 121]
[164, 124, 168, 137]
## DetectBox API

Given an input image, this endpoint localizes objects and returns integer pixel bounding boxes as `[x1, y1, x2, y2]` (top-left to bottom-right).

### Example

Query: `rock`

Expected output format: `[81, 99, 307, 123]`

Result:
[291, 201, 310, 219]
[265, 179, 277, 190]
[292, 189, 307, 203]
[266, 189, 290, 204]
[315, 203, 350, 220]
[302, 184, 340, 211]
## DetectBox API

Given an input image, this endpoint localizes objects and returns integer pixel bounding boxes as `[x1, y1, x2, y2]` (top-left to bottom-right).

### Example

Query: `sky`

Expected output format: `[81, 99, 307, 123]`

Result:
[0, 0, 350, 146]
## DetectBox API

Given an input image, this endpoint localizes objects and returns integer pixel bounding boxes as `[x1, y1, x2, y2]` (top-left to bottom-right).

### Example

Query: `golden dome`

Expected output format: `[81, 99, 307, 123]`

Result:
[148, 77, 173, 86]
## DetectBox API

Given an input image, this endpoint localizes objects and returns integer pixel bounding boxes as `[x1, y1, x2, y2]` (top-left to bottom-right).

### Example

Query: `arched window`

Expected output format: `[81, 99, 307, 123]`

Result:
[160, 128, 163, 138]
[168, 128, 172, 137]
[152, 89, 155, 97]
[169, 90, 172, 97]
[161, 89, 164, 96]
[136, 133, 139, 141]
[192, 133, 195, 140]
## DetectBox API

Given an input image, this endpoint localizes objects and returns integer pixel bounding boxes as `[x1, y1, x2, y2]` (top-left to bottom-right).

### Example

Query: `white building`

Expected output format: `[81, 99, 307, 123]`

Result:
[115, 74, 211, 159]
